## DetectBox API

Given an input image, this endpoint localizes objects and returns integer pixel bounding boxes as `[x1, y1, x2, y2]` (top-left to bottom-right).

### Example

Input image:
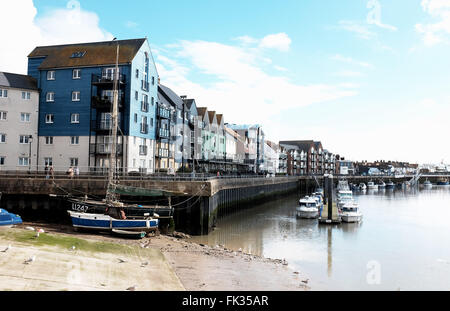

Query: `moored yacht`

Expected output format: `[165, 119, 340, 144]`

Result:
[340, 201, 363, 223]
[367, 181, 378, 190]
[378, 180, 386, 188]
[297, 196, 319, 219]
[385, 180, 395, 189]
[359, 183, 367, 191]
[423, 179, 433, 188]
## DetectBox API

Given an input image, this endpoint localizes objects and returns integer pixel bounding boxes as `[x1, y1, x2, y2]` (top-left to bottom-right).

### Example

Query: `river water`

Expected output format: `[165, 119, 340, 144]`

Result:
[191, 185, 450, 290]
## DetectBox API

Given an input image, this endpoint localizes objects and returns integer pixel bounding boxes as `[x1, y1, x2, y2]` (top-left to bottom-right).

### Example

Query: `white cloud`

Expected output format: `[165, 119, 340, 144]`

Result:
[416, 0, 450, 46]
[337, 20, 376, 40]
[331, 54, 374, 68]
[234, 33, 292, 52]
[259, 33, 292, 51]
[333, 70, 364, 78]
[0, 0, 113, 74]
[155, 38, 357, 139]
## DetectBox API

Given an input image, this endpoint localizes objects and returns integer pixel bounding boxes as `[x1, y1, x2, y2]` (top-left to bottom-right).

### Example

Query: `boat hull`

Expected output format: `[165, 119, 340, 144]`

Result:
[296, 208, 319, 219]
[67, 211, 159, 232]
[341, 214, 363, 223]
[0, 209, 23, 227]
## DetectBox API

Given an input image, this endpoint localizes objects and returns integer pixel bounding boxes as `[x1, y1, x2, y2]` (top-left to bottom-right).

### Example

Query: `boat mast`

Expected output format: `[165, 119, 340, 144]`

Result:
[106, 41, 120, 205]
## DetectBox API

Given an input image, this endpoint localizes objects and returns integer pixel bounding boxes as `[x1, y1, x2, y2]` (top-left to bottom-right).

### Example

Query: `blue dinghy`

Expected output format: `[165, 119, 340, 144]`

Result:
[0, 208, 23, 227]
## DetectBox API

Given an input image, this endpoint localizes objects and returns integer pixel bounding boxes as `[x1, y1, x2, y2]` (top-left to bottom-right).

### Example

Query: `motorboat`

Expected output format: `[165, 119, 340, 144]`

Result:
[367, 181, 378, 190]
[385, 180, 395, 189]
[423, 179, 433, 188]
[378, 181, 386, 188]
[359, 183, 367, 191]
[297, 196, 319, 219]
[340, 201, 363, 223]
[337, 180, 350, 192]
[437, 178, 449, 186]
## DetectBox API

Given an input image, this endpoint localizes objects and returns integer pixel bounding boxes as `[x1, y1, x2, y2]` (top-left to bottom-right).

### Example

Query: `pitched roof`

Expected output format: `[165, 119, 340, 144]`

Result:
[0, 72, 38, 90]
[27, 38, 147, 70]
[279, 140, 315, 153]
[208, 111, 216, 124]
[159, 84, 184, 109]
[197, 107, 208, 118]
[183, 98, 195, 109]
[216, 114, 223, 125]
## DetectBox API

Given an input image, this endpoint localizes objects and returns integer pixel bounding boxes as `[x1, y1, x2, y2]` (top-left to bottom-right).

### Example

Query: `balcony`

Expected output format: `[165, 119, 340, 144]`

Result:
[139, 145, 148, 156]
[140, 123, 148, 134]
[158, 128, 170, 139]
[90, 143, 123, 155]
[91, 119, 122, 132]
[92, 73, 126, 85]
[92, 94, 124, 109]
[141, 80, 149, 91]
[157, 106, 171, 119]
[156, 148, 169, 158]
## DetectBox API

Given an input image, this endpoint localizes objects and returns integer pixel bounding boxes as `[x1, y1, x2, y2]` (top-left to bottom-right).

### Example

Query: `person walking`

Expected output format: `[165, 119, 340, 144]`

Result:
[44, 165, 49, 179]
[68, 167, 74, 179]
[75, 166, 80, 179]
[49, 165, 54, 179]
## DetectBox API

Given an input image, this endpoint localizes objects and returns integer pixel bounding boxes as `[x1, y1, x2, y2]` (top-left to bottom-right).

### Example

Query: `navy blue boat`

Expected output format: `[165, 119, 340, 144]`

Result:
[0, 208, 23, 227]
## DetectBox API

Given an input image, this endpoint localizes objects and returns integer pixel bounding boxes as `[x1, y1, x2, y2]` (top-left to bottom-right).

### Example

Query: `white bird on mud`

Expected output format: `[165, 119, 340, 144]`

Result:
[126, 285, 137, 291]
[1, 244, 11, 252]
[34, 231, 40, 238]
[24, 255, 36, 264]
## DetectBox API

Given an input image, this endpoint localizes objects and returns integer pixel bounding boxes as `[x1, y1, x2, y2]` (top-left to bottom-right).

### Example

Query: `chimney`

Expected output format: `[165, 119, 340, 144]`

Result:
[180, 95, 187, 100]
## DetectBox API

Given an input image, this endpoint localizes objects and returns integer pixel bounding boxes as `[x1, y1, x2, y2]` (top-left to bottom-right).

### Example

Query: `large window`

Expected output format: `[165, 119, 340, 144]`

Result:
[70, 158, 79, 167]
[70, 136, 79, 145]
[45, 114, 54, 124]
[18, 157, 30, 166]
[46, 92, 54, 102]
[71, 113, 79, 123]
[72, 69, 81, 79]
[45, 136, 53, 145]
[47, 71, 55, 80]
[21, 92, 31, 100]
[44, 157, 53, 166]
[20, 113, 30, 122]
[19, 135, 31, 144]
[72, 91, 80, 101]
[0, 156, 5, 165]
[0, 133, 6, 143]
[0, 89, 7, 98]
[0, 111, 6, 120]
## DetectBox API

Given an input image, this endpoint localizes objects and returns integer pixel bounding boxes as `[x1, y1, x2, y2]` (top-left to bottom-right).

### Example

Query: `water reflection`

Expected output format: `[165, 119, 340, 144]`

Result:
[191, 186, 450, 290]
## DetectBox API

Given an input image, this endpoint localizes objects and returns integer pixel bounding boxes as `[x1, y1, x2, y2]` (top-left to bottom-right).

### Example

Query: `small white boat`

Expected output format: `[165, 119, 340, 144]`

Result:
[423, 179, 433, 188]
[378, 181, 386, 188]
[337, 190, 354, 208]
[385, 180, 395, 189]
[367, 181, 378, 190]
[340, 201, 363, 223]
[359, 183, 367, 191]
[297, 196, 319, 219]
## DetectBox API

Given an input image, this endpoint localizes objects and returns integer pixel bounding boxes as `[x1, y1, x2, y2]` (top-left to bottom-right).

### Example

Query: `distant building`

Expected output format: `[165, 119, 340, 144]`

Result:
[0, 72, 39, 171]
[227, 124, 265, 173]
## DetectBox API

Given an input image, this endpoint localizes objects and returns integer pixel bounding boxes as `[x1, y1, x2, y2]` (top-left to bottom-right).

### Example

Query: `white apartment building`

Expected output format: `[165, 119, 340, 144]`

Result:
[0, 72, 39, 171]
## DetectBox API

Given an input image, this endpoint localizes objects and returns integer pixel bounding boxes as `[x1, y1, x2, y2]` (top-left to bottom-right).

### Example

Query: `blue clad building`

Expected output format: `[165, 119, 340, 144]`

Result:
[27, 38, 159, 173]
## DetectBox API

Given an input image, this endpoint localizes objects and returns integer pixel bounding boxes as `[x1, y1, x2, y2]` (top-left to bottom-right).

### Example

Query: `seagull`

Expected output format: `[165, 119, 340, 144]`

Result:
[1, 244, 11, 252]
[34, 231, 40, 238]
[126, 285, 137, 291]
[70, 246, 76, 251]
[24, 255, 36, 264]
[117, 258, 127, 263]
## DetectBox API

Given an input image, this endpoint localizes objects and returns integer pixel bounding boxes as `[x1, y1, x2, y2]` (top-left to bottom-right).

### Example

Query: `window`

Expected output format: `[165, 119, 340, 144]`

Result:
[20, 113, 30, 122]
[72, 91, 80, 101]
[135, 91, 138, 101]
[45, 136, 53, 145]
[70, 136, 79, 145]
[151, 97, 154, 106]
[21, 92, 31, 100]
[70, 158, 79, 166]
[19, 135, 31, 144]
[0, 89, 7, 98]
[0, 133, 5, 143]
[102, 68, 118, 80]
[71, 113, 79, 123]
[70, 51, 86, 58]
[19, 157, 30, 166]
[152, 76, 155, 85]
[0, 111, 6, 120]
[44, 157, 53, 166]
[0, 156, 5, 166]
[45, 114, 54, 124]
[47, 71, 55, 80]
[150, 118, 154, 127]
[134, 113, 137, 123]
[136, 69, 139, 78]
[46, 92, 54, 102]
[73, 69, 81, 79]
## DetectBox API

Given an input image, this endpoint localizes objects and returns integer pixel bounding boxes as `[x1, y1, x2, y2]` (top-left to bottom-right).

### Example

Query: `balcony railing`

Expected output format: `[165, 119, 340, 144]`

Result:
[158, 128, 170, 139]
[92, 95, 124, 109]
[158, 106, 171, 119]
[92, 73, 126, 85]
[90, 143, 123, 154]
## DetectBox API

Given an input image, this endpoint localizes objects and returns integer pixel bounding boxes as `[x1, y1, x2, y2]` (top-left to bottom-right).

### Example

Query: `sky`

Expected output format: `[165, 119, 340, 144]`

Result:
[1, 0, 450, 164]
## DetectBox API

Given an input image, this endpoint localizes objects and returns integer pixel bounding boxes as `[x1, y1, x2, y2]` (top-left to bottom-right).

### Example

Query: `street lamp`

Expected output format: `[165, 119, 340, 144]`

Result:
[28, 135, 33, 173]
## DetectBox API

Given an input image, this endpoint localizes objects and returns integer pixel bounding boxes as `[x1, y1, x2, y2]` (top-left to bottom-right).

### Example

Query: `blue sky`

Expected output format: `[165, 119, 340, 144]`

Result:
[2, 0, 450, 164]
